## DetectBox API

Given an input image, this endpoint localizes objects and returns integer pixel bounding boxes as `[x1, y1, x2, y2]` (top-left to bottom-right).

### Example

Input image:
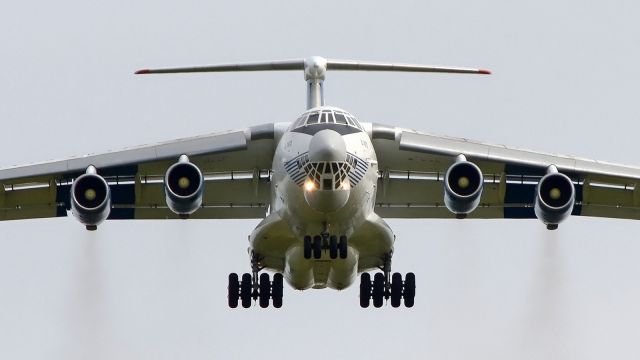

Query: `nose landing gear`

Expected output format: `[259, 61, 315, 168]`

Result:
[228, 252, 284, 309]
[359, 254, 415, 308]
[303, 234, 348, 259]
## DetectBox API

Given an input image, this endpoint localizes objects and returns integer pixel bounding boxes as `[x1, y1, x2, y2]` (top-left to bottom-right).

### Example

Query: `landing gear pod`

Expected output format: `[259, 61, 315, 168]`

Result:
[444, 155, 483, 217]
[164, 155, 204, 216]
[71, 165, 111, 230]
[534, 165, 575, 230]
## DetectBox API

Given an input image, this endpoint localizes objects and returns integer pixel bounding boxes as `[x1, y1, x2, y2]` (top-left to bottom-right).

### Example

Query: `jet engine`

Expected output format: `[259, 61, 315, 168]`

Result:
[444, 155, 483, 217]
[534, 166, 575, 229]
[71, 166, 111, 230]
[164, 155, 204, 216]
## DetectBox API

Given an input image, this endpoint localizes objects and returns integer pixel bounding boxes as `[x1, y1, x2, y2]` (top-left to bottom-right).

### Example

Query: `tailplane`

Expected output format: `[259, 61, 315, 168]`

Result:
[135, 56, 491, 109]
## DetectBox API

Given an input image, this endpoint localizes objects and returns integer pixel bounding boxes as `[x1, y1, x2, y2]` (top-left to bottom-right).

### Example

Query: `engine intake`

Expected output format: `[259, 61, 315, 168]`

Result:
[165, 155, 204, 216]
[534, 167, 575, 228]
[444, 155, 483, 217]
[71, 166, 111, 229]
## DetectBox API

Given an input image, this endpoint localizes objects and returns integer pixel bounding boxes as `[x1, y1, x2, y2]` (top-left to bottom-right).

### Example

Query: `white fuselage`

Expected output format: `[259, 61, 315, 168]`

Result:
[249, 106, 394, 290]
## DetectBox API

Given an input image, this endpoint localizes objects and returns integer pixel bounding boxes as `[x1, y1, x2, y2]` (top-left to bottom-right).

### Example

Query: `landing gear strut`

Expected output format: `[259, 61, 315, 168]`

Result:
[228, 252, 284, 309]
[359, 253, 415, 308]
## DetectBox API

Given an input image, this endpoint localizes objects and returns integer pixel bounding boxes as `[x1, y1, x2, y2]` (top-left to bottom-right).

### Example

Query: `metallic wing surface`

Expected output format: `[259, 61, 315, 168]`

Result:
[370, 123, 640, 220]
[0, 124, 282, 221]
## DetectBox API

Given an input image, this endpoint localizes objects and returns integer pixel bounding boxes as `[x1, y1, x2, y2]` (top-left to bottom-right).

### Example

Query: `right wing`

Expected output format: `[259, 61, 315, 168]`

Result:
[369, 123, 640, 220]
[0, 123, 283, 221]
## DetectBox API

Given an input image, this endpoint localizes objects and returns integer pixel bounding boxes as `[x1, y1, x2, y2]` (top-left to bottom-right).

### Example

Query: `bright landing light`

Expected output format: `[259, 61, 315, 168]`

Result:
[304, 179, 316, 192]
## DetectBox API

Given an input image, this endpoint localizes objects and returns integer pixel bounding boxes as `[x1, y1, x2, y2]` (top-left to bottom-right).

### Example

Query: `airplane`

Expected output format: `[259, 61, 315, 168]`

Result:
[2, 56, 640, 310]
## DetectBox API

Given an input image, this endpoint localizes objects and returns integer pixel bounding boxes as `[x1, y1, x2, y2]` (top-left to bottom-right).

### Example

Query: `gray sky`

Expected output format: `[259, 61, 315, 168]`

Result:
[1, 1, 640, 359]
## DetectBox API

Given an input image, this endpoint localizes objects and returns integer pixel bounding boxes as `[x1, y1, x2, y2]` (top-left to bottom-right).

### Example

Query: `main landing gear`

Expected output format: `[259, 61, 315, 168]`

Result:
[359, 254, 415, 308]
[228, 252, 284, 309]
[303, 234, 348, 259]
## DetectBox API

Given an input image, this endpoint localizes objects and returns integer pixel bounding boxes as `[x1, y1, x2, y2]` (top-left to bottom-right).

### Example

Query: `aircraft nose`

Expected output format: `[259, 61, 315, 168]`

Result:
[308, 129, 346, 162]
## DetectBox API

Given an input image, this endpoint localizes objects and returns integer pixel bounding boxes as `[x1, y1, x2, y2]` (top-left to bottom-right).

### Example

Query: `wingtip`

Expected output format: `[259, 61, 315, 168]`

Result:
[479, 69, 492, 75]
[135, 69, 151, 75]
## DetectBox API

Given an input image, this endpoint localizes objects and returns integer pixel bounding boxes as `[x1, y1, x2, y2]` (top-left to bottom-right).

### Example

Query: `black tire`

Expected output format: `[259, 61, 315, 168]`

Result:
[259, 273, 270, 308]
[329, 236, 338, 259]
[359, 273, 371, 308]
[404, 272, 416, 308]
[313, 235, 322, 259]
[390, 272, 402, 308]
[303, 236, 312, 259]
[372, 273, 385, 308]
[338, 235, 348, 259]
[228, 273, 239, 308]
[240, 273, 252, 308]
[272, 273, 284, 308]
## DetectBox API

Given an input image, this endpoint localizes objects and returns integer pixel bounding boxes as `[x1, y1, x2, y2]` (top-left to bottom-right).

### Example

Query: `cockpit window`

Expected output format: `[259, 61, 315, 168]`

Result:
[293, 109, 363, 132]
[319, 112, 327, 123]
[307, 112, 320, 124]
[334, 112, 348, 125]
[294, 114, 308, 128]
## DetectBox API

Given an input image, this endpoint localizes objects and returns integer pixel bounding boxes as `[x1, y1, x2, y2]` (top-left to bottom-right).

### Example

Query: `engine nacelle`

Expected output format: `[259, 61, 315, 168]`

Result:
[444, 155, 483, 217]
[534, 168, 575, 228]
[71, 166, 111, 229]
[164, 155, 204, 216]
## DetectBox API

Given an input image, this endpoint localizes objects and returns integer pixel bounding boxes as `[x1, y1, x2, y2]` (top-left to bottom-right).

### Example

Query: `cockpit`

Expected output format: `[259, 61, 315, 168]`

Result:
[291, 107, 364, 134]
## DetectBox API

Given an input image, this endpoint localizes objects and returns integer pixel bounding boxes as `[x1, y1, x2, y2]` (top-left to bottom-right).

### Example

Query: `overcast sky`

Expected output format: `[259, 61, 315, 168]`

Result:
[1, 1, 640, 359]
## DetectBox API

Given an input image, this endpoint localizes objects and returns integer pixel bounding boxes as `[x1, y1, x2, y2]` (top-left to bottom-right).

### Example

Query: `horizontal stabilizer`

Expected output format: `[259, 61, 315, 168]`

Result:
[135, 56, 490, 75]
[135, 59, 304, 74]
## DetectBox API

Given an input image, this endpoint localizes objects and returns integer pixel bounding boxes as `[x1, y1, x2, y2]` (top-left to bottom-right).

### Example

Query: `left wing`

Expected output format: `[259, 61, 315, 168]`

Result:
[0, 123, 282, 221]
[369, 123, 640, 220]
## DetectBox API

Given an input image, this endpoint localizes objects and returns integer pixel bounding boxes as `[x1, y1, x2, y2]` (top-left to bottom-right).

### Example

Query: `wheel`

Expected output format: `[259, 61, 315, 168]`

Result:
[403, 272, 415, 308]
[259, 273, 270, 308]
[313, 235, 322, 259]
[359, 273, 371, 308]
[329, 236, 338, 259]
[272, 273, 284, 308]
[372, 273, 385, 308]
[338, 235, 348, 259]
[228, 273, 239, 308]
[303, 236, 312, 259]
[240, 273, 252, 308]
[390, 272, 402, 308]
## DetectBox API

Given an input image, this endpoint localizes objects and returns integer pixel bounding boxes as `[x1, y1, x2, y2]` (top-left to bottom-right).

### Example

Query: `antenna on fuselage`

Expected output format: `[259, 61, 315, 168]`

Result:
[135, 56, 491, 110]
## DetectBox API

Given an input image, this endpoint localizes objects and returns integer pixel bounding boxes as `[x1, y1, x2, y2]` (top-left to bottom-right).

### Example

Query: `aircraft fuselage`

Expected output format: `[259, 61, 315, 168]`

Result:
[249, 106, 394, 290]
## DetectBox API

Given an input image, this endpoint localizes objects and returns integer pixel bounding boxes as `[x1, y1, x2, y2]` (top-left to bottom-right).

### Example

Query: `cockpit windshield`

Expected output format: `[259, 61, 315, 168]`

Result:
[292, 109, 364, 132]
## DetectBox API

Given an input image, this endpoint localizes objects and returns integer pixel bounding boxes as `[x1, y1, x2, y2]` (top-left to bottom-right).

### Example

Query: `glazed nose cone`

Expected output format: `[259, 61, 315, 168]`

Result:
[308, 129, 346, 162]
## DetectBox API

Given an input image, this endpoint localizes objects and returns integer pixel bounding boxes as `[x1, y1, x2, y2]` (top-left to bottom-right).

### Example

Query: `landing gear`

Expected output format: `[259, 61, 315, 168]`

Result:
[228, 273, 239, 308]
[359, 254, 416, 308]
[303, 232, 348, 260]
[228, 252, 284, 309]
[359, 273, 371, 308]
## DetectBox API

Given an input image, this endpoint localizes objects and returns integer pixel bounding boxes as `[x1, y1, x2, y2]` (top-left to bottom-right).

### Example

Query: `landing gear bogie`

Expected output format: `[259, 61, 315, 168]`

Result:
[302, 233, 349, 260]
[358, 254, 416, 308]
[228, 252, 284, 309]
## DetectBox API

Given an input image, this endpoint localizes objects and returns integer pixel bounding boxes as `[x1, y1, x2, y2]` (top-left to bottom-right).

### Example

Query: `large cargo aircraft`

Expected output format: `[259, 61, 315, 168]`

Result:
[2, 56, 638, 309]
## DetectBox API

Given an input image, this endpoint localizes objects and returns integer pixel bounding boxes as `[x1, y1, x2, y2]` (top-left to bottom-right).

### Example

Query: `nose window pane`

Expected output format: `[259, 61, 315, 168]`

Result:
[334, 113, 347, 125]
[307, 112, 320, 124]
[323, 178, 333, 190]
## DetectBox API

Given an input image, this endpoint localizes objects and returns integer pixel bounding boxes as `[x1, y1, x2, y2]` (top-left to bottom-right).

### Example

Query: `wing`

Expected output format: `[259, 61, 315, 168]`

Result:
[369, 123, 640, 220]
[0, 123, 283, 221]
